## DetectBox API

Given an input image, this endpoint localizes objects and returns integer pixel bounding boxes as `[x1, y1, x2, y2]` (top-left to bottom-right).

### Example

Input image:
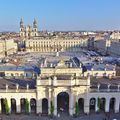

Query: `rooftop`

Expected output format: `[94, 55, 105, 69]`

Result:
[0, 78, 36, 89]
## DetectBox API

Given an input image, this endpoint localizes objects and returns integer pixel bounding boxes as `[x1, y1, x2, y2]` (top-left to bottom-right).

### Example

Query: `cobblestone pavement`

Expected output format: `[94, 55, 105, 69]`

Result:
[0, 113, 120, 120]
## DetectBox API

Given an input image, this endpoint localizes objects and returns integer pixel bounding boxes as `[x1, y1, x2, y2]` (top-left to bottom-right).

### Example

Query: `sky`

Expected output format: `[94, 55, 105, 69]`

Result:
[0, 0, 120, 32]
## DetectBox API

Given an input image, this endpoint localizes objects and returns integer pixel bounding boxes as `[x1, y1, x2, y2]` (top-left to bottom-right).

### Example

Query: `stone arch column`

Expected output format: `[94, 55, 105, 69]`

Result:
[36, 98, 42, 114]
[53, 91, 57, 116]
[48, 89, 52, 115]
[84, 97, 89, 114]
[69, 90, 75, 116]
[105, 98, 110, 113]
[115, 98, 119, 113]
[36, 88, 45, 114]
[16, 99, 21, 113]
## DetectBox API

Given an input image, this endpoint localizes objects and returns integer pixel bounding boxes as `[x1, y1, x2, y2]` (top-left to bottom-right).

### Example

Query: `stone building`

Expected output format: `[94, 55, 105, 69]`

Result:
[0, 60, 119, 116]
[0, 39, 17, 58]
[25, 38, 88, 52]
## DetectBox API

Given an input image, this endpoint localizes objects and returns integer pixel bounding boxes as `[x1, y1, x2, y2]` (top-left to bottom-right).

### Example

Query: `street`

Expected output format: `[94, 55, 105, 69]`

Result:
[0, 113, 120, 120]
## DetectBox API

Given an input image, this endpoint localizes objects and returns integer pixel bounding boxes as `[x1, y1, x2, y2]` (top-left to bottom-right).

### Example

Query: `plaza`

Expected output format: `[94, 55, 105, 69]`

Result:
[0, 19, 120, 120]
[0, 113, 120, 120]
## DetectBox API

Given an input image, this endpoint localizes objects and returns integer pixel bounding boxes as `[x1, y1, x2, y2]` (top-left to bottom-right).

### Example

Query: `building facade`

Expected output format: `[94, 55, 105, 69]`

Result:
[25, 38, 88, 52]
[0, 39, 17, 58]
[0, 60, 119, 116]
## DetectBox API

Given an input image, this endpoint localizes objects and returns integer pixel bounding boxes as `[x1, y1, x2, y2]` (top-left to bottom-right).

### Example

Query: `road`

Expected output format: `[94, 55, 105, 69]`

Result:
[0, 113, 120, 120]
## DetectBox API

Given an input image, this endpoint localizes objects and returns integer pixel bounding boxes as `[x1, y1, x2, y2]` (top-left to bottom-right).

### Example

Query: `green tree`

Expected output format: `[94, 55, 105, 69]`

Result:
[75, 101, 79, 116]
[25, 98, 29, 113]
[50, 101, 54, 116]
[4, 98, 9, 114]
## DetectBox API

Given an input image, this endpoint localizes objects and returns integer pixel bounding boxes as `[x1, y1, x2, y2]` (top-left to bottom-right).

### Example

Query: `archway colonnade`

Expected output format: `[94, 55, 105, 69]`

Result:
[0, 93, 120, 115]
[0, 98, 36, 114]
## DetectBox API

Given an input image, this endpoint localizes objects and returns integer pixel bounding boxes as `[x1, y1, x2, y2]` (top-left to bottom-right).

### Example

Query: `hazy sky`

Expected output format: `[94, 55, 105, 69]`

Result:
[0, 0, 120, 31]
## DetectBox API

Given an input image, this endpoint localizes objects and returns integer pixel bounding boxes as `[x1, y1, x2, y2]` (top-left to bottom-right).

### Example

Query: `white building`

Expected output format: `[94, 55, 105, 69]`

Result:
[0, 39, 17, 58]
[0, 59, 119, 116]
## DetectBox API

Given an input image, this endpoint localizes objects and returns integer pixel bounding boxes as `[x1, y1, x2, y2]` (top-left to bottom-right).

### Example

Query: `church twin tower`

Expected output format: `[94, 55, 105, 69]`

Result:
[20, 18, 38, 38]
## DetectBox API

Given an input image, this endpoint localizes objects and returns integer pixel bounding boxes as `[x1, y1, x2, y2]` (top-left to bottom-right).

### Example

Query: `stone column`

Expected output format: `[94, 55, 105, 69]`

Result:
[105, 99, 110, 113]
[36, 99, 42, 114]
[69, 91, 74, 116]
[16, 99, 21, 113]
[54, 92, 57, 116]
[48, 89, 52, 115]
[115, 99, 119, 113]
[84, 97, 89, 114]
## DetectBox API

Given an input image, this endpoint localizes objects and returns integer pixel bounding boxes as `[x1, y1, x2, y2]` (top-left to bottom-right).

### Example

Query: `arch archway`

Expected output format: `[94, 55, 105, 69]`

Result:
[42, 98, 48, 115]
[89, 98, 96, 113]
[20, 98, 26, 113]
[1, 98, 5, 114]
[57, 92, 69, 113]
[78, 98, 84, 113]
[110, 98, 116, 113]
[11, 98, 16, 113]
[99, 98, 106, 112]
[30, 98, 36, 113]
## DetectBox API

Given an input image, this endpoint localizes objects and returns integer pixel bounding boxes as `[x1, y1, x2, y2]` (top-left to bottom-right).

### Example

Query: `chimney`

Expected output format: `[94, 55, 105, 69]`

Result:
[26, 84, 29, 90]
[16, 84, 19, 91]
[70, 63, 72, 68]
[6, 84, 8, 92]
[50, 63, 53, 68]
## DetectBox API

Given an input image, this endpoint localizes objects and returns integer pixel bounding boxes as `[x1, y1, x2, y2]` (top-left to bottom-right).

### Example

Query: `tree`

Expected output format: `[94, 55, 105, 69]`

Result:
[75, 101, 79, 116]
[50, 101, 54, 116]
[97, 97, 100, 112]
[25, 98, 29, 113]
[4, 98, 9, 114]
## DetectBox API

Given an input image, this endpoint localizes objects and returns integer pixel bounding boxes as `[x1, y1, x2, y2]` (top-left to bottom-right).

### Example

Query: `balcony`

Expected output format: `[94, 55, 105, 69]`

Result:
[0, 89, 36, 93]
[37, 79, 88, 86]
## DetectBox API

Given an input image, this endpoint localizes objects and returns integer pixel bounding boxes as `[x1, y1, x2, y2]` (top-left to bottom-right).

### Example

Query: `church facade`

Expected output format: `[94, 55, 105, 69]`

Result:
[20, 18, 38, 38]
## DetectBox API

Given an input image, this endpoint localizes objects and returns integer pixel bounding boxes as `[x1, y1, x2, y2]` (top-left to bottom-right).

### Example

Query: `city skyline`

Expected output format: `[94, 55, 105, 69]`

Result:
[0, 0, 120, 31]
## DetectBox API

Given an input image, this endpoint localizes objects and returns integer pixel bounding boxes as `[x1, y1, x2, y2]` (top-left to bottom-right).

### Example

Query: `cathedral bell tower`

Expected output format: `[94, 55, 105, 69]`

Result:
[33, 18, 38, 36]
[20, 18, 25, 37]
